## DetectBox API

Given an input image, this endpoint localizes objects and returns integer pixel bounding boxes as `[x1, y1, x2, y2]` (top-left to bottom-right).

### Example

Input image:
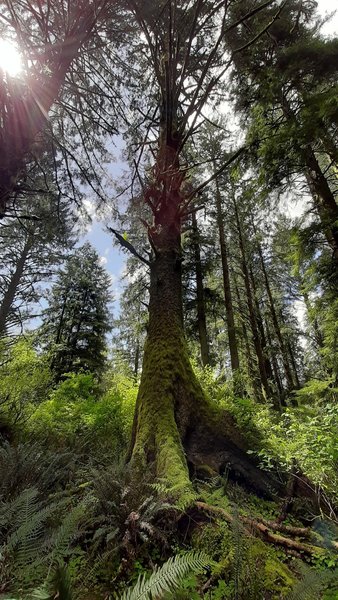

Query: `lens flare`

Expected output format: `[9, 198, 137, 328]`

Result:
[0, 39, 22, 77]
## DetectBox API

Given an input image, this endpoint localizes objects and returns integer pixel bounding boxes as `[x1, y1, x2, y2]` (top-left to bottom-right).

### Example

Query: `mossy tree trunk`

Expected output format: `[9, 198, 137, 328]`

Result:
[129, 143, 280, 502]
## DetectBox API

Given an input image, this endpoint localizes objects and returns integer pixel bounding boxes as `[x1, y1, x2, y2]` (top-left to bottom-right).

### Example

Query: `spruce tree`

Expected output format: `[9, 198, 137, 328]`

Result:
[41, 243, 112, 381]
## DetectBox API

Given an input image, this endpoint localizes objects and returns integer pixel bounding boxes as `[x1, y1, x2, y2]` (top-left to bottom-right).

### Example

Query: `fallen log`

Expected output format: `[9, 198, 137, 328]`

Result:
[195, 501, 331, 557]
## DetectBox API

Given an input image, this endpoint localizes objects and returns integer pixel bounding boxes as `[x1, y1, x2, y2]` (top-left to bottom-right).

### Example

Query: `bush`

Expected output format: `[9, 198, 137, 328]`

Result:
[28, 372, 137, 454]
[0, 338, 51, 438]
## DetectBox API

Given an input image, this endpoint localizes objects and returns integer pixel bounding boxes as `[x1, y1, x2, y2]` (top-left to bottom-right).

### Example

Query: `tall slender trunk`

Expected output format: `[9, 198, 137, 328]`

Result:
[214, 175, 240, 373]
[286, 338, 300, 389]
[255, 240, 295, 390]
[0, 237, 31, 336]
[191, 211, 211, 367]
[303, 146, 338, 263]
[302, 290, 324, 349]
[232, 196, 271, 399]
[249, 264, 274, 383]
[280, 95, 338, 263]
[265, 320, 285, 409]
[234, 279, 262, 401]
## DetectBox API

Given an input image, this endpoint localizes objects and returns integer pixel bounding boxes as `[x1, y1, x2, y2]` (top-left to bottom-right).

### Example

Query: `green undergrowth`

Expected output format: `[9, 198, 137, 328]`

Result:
[1, 346, 338, 599]
[194, 364, 338, 503]
[1, 441, 337, 600]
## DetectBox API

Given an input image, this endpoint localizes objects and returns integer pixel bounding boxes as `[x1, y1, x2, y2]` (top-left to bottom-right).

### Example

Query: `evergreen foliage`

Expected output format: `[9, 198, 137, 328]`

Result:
[0, 1, 337, 598]
[41, 243, 112, 380]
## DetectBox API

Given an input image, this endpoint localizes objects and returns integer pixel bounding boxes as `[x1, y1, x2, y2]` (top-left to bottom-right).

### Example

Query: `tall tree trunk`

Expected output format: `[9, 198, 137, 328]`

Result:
[129, 140, 279, 502]
[129, 226, 279, 501]
[249, 264, 274, 384]
[303, 146, 338, 263]
[286, 338, 300, 389]
[255, 240, 295, 390]
[234, 278, 263, 402]
[214, 175, 240, 374]
[0, 237, 31, 336]
[232, 196, 271, 399]
[191, 211, 211, 367]
[265, 320, 286, 409]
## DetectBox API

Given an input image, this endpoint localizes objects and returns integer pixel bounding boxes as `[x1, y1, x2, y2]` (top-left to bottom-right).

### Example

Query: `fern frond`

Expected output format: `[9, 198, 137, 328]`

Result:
[31, 563, 73, 600]
[5, 495, 55, 568]
[45, 502, 87, 564]
[119, 550, 211, 600]
[288, 566, 338, 600]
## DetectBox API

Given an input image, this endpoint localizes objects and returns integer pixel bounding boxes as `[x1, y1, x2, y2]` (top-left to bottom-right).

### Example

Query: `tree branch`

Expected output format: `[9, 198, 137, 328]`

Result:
[107, 227, 150, 266]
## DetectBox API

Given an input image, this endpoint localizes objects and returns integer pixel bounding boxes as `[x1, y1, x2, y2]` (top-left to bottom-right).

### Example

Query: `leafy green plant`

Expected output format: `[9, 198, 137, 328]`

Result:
[28, 371, 137, 454]
[0, 441, 76, 501]
[0, 486, 88, 591]
[119, 551, 210, 600]
[0, 338, 51, 436]
[83, 465, 173, 566]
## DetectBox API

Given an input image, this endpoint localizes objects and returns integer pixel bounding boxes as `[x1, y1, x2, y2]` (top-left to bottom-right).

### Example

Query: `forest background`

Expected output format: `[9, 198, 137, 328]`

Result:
[0, 0, 338, 599]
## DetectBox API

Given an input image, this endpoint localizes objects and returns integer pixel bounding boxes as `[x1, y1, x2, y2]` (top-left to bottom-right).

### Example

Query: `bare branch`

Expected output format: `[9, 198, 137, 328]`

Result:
[107, 227, 150, 266]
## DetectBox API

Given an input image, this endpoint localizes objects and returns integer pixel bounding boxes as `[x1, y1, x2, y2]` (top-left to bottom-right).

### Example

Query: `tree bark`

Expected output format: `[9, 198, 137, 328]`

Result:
[129, 151, 280, 502]
[232, 195, 271, 399]
[265, 319, 286, 408]
[191, 211, 211, 367]
[215, 175, 240, 374]
[0, 237, 31, 336]
[256, 240, 296, 390]
[234, 278, 263, 401]
[249, 264, 274, 384]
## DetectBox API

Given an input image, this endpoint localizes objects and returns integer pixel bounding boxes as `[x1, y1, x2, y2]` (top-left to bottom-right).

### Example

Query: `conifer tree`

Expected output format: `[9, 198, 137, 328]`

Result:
[41, 243, 112, 381]
[0, 184, 76, 337]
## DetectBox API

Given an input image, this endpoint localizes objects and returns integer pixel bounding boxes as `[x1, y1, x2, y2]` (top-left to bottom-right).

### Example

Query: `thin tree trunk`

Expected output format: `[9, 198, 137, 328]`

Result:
[0, 237, 31, 336]
[303, 146, 338, 263]
[214, 175, 240, 373]
[265, 319, 285, 409]
[249, 264, 274, 383]
[286, 338, 300, 389]
[232, 196, 271, 399]
[255, 240, 295, 390]
[234, 278, 262, 402]
[191, 211, 211, 367]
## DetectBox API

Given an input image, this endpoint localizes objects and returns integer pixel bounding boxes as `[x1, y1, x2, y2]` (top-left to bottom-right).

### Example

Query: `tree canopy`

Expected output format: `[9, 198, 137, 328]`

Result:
[0, 1, 338, 598]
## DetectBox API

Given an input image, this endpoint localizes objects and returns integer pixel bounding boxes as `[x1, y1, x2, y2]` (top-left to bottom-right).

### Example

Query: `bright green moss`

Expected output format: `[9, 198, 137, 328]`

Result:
[130, 330, 200, 507]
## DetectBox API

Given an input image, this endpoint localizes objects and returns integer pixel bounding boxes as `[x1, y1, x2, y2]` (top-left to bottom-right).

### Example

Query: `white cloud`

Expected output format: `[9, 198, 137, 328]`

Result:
[99, 256, 108, 266]
[83, 198, 96, 219]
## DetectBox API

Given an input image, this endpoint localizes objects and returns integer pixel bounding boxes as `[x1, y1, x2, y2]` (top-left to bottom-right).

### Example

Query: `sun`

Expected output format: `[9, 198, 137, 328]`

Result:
[0, 39, 22, 77]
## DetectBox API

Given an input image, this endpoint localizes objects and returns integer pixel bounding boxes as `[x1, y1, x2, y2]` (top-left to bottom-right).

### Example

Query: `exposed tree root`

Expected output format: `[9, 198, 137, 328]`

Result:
[256, 517, 310, 538]
[194, 501, 334, 557]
